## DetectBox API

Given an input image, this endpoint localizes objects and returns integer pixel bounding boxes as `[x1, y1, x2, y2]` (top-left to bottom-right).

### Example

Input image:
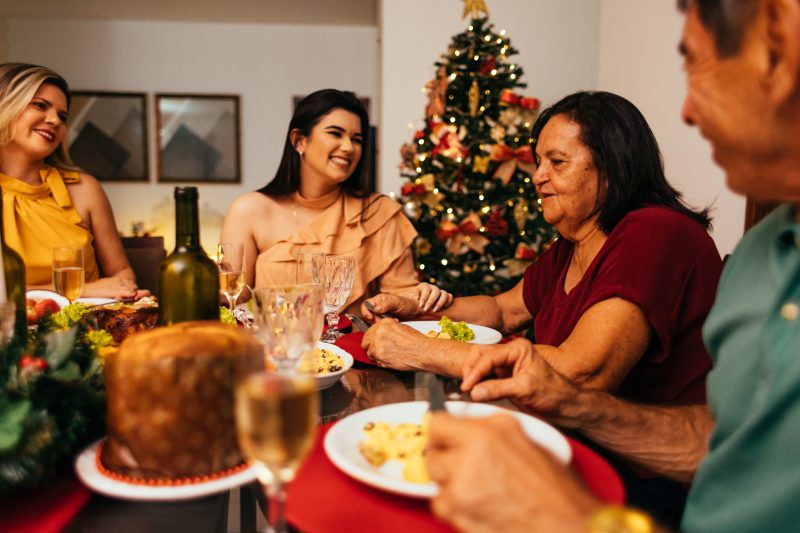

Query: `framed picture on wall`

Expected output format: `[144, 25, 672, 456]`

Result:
[156, 93, 241, 183]
[67, 91, 148, 182]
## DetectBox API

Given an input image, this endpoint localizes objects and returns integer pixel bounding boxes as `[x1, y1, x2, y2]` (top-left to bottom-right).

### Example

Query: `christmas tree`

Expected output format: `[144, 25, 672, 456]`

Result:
[399, 0, 556, 296]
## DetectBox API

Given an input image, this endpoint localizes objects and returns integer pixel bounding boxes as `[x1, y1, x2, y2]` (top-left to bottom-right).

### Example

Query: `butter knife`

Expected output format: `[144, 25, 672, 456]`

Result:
[416, 371, 447, 412]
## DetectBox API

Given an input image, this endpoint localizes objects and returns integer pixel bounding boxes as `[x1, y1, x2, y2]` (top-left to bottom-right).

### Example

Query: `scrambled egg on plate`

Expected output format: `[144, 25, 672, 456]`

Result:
[358, 413, 431, 484]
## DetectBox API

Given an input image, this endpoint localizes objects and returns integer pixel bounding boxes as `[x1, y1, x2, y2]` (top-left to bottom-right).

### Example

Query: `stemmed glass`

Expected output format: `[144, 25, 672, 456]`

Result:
[252, 284, 325, 374]
[235, 371, 318, 533]
[296, 252, 326, 285]
[217, 243, 245, 312]
[319, 255, 355, 343]
[52, 247, 84, 302]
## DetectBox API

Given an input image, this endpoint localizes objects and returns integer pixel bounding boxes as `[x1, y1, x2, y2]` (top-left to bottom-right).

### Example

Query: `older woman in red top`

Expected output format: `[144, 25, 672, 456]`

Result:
[362, 91, 721, 407]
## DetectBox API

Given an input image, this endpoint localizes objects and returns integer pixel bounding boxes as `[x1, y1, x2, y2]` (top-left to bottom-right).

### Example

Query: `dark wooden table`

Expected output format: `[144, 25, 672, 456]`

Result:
[64, 360, 459, 533]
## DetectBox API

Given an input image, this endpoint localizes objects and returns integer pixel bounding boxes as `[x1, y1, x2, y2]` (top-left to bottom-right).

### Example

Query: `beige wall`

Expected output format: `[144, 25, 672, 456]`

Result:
[597, 0, 745, 255]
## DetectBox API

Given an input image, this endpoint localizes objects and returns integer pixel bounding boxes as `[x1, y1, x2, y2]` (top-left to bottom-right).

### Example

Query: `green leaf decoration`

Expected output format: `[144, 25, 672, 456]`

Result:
[0, 399, 31, 452]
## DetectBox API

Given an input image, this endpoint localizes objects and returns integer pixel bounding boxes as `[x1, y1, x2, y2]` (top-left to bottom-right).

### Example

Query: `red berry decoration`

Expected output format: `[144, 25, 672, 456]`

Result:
[19, 355, 47, 372]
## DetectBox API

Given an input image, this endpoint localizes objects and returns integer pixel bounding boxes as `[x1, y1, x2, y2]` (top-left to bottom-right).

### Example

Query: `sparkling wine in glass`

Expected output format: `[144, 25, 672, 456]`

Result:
[252, 284, 324, 373]
[296, 252, 326, 285]
[217, 243, 245, 312]
[319, 255, 355, 343]
[236, 372, 318, 533]
[52, 247, 84, 302]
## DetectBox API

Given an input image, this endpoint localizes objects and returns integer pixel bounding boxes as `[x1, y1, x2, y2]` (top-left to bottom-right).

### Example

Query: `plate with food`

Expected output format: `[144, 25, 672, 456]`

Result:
[75, 439, 258, 501]
[323, 401, 571, 498]
[297, 342, 354, 390]
[402, 317, 502, 344]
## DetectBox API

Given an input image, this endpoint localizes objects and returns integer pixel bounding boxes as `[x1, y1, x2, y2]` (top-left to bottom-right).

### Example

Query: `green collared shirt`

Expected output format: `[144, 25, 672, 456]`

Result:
[682, 203, 800, 533]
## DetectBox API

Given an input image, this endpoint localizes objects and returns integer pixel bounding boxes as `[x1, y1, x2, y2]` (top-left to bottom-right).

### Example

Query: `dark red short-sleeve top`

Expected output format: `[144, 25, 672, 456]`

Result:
[522, 206, 721, 404]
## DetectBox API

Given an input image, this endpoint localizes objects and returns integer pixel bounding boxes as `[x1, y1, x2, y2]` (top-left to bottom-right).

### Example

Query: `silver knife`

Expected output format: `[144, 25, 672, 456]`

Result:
[416, 371, 447, 412]
[344, 313, 371, 333]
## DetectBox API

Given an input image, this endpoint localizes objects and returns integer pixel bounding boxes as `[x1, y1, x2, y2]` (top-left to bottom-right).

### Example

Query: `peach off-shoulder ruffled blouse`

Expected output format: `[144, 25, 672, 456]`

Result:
[255, 191, 419, 314]
[0, 166, 100, 286]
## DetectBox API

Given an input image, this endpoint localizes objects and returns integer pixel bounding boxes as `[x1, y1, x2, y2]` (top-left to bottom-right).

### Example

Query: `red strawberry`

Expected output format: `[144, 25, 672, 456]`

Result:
[27, 304, 40, 325]
[26, 298, 36, 307]
[34, 298, 61, 317]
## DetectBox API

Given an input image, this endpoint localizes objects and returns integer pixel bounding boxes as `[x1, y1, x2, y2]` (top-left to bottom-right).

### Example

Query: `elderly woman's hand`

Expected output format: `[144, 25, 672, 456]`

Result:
[361, 293, 421, 322]
[361, 318, 426, 371]
[461, 339, 582, 427]
[426, 412, 600, 533]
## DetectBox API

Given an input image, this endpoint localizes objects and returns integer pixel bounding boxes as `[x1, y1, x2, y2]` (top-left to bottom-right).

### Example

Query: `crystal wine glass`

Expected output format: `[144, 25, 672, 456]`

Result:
[235, 371, 318, 533]
[252, 284, 325, 374]
[52, 247, 84, 302]
[319, 255, 355, 343]
[217, 243, 245, 312]
[296, 252, 326, 285]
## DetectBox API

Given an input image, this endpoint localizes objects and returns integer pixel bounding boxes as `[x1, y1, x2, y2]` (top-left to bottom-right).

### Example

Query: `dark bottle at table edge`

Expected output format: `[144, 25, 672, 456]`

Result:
[0, 186, 27, 342]
[157, 187, 220, 326]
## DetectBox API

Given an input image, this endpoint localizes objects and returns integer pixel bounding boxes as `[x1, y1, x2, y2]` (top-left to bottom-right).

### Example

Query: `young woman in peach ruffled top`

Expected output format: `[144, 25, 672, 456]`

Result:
[0, 63, 147, 300]
[220, 89, 449, 314]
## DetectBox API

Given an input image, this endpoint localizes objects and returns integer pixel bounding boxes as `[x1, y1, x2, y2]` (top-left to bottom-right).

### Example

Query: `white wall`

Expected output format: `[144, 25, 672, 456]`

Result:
[597, 0, 744, 255]
[7, 17, 377, 252]
[379, 0, 601, 199]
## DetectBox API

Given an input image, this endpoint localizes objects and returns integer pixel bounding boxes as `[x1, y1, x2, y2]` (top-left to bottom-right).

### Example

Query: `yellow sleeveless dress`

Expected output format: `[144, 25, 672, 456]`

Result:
[0, 166, 100, 286]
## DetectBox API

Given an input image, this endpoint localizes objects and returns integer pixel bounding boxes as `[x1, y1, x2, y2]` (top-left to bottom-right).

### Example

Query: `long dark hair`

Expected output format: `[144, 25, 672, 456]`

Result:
[531, 91, 711, 233]
[258, 89, 370, 197]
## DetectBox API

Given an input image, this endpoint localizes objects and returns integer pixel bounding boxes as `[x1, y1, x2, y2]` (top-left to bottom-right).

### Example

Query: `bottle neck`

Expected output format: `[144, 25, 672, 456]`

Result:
[174, 194, 201, 251]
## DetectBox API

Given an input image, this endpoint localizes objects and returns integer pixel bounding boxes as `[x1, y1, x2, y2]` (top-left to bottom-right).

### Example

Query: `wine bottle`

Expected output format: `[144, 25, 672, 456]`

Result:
[158, 187, 220, 326]
[0, 188, 27, 342]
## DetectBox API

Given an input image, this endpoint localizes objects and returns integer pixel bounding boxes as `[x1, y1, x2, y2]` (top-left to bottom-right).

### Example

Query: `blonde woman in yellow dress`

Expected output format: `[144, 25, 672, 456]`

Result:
[220, 89, 450, 315]
[0, 63, 147, 300]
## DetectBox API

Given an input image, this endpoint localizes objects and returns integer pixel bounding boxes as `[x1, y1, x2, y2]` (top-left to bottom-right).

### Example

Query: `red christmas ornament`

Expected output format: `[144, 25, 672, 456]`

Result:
[401, 183, 415, 196]
[479, 56, 497, 76]
[486, 210, 509, 237]
[414, 183, 427, 195]
[414, 129, 425, 140]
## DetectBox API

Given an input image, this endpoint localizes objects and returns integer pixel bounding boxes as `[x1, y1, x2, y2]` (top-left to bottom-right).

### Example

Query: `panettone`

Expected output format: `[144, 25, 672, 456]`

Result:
[102, 321, 264, 479]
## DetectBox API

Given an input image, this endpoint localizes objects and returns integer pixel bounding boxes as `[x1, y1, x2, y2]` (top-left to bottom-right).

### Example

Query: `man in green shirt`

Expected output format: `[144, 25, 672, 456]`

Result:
[424, 1, 800, 531]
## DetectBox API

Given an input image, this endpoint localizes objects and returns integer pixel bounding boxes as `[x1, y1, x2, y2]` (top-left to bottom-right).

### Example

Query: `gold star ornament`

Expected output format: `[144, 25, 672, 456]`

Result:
[462, 0, 489, 20]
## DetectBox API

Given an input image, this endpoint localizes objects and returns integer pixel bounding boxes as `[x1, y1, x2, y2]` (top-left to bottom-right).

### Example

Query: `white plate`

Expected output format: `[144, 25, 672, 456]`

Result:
[323, 401, 571, 499]
[76, 297, 117, 306]
[26, 289, 70, 309]
[309, 342, 354, 390]
[74, 439, 258, 501]
[402, 320, 502, 344]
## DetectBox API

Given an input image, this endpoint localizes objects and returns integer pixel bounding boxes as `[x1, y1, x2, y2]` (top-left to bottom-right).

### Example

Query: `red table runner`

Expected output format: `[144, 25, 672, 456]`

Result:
[286, 422, 625, 532]
[0, 475, 92, 533]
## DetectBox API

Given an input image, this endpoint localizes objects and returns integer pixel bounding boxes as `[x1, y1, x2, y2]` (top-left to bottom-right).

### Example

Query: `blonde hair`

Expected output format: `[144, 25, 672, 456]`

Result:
[0, 63, 76, 169]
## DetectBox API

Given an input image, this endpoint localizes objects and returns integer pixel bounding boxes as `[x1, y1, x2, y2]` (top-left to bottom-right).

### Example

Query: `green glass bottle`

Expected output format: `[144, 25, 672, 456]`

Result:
[0, 188, 27, 342]
[157, 187, 220, 326]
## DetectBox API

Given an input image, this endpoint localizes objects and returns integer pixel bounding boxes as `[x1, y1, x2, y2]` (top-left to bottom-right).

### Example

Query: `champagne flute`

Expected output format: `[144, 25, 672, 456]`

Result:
[296, 252, 326, 285]
[52, 247, 84, 302]
[235, 371, 318, 533]
[320, 255, 355, 343]
[217, 243, 245, 312]
[252, 284, 324, 373]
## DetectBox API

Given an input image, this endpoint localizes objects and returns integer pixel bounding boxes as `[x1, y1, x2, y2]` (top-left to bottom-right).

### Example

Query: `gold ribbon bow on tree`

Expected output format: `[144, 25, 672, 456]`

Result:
[489, 143, 537, 184]
[438, 213, 490, 255]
